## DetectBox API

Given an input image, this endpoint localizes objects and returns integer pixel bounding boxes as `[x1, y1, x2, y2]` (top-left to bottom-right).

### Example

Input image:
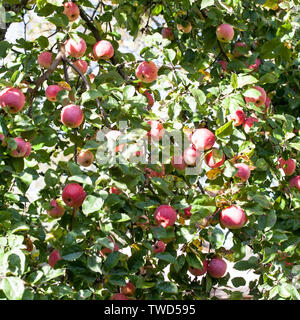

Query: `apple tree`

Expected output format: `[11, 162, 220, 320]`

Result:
[0, 0, 299, 300]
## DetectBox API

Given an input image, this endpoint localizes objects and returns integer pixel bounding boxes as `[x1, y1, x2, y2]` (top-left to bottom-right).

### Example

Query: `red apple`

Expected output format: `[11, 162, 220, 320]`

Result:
[243, 117, 258, 134]
[233, 42, 247, 57]
[208, 258, 227, 278]
[93, 40, 114, 60]
[188, 260, 208, 276]
[136, 61, 158, 83]
[10, 137, 27, 158]
[24, 141, 31, 158]
[38, 51, 53, 68]
[45, 85, 63, 102]
[216, 24, 234, 42]
[109, 187, 121, 195]
[62, 183, 86, 208]
[74, 60, 88, 74]
[205, 148, 226, 168]
[162, 27, 174, 40]
[246, 58, 261, 71]
[229, 109, 245, 126]
[147, 120, 165, 141]
[154, 205, 177, 228]
[65, 37, 87, 58]
[289, 176, 300, 191]
[0, 87, 25, 114]
[153, 240, 166, 253]
[47, 199, 65, 218]
[220, 205, 247, 229]
[234, 163, 251, 181]
[144, 90, 154, 108]
[191, 128, 216, 151]
[184, 206, 192, 218]
[48, 249, 62, 268]
[63, 2, 80, 22]
[121, 282, 135, 296]
[244, 86, 266, 107]
[61, 104, 84, 128]
[110, 293, 128, 300]
[177, 22, 192, 33]
[278, 158, 296, 176]
[145, 164, 165, 178]
[218, 60, 228, 72]
[184, 146, 200, 166]
[77, 150, 94, 167]
[88, 73, 96, 83]
[171, 155, 187, 170]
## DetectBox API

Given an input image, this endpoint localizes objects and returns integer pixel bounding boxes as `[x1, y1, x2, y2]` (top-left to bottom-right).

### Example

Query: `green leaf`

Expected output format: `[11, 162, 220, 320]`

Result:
[82, 195, 105, 215]
[104, 252, 121, 271]
[61, 251, 83, 261]
[156, 281, 178, 294]
[231, 73, 238, 89]
[155, 252, 176, 264]
[1, 277, 24, 300]
[191, 88, 206, 106]
[237, 75, 258, 88]
[47, 13, 69, 27]
[123, 85, 136, 100]
[231, 277, 246, 287]
[201, 0, 214, 10]
[215, 121, 234, 138]
[186, 252, 204, 269]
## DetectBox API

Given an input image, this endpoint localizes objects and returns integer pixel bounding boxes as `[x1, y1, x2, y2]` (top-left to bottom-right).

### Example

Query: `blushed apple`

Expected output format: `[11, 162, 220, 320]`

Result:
[109, 187, 121, 194]
[144, 90, 154, 108]
[0, 87, 26, 114]
[216, 24, 234, 42]
[24, 141, 31, 158]
[77, 150, 94, 167]
[184, 146, 200, 166]
[153, 240, 166, 254]
[234, 163, 251, 181]
[93, 40, 114, 60]
[145, 164, 165, 178]
[136, 61, 158, 83]
[63, 2, 80, 22]
[10, 137, 27, 158]
[65, 37, 87, 58]
[220, 205, 247, 229]
[121, 282, 135, 296]
[184, 206, 192, 218]
[110, 293, 128, 300]
[208, 258, 227, 278]
[162, 27, 174, 40]
[188, 260, 208, 276]
[62, 183, 86, 208]
[38, 51, 53, 68]
[48, 249, 62, 268]
[278, 158, 296, 176]
[154, 205, 177, 228]
[246, 58, 261, 71]
[171, 155, 187, 170]
[45, 85, 63, 102]
[205, 148, 226, 168]
[61, 104, 84, 128]
[244, 86, 266, 107]
[47, 199, 65, 218]
[243, 117, 258, 134]
[289, 176, 300, 191]
[147, 120, 165, 141]
[74, 59, 88, 74]
[192, 128, 216, 151]
[229, 109, 245, 126]
[218, 60, 228, 72]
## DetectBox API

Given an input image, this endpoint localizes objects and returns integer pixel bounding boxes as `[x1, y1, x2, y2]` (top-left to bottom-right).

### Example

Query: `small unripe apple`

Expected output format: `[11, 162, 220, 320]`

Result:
[61, 104, 84, 128]
[121, 282, 135, 296]
[48, 249, 62, 268]
[65, 37, 87, 58]
[234, 163, 251, 181]
[246, 58, 261, 71]
[192, 128, 216, 151]
[110, 293, 128, 300]
[188, 260, 208, 276]
[289, 176, 300, 191]
[153, 240, 166, 253]
[205, 148, 225, 168]
[73, 60, 88, 74]
[243, 117, 258, 134]
[45, 85, 63, 102]
[233, 42, 247, 57]
[162, 27, 174, 40]
[208, 258, 227, 278]
[154, 205, 177, 228]
[93, 40, 114, 60]
[184, 206, 192, 218]
[171, 155, 187, 170]
[109, 187, 121, 194]
[144, 90, 154, 108]
[47, 199, 65, 218]
[136, 61, 158, 83]
[278, 158, 296, 176]
[0, 87, 26, 114]
[77, 150, 94, 167]
[147, 120, 165, 141]
[216, 24, 234, 42]
[10, 137, 27, 158]
[145, 164, 165, 178]
[62, 183, 86, 208]
[220, 205, 247, 229]
[38, 51, 53, 68]
[184, 146, 200, 166]
[244, 86, 266, 107]
[229, 109, 245, 126]
[177, 21, 192, 33]
[63, 2, 80, 22]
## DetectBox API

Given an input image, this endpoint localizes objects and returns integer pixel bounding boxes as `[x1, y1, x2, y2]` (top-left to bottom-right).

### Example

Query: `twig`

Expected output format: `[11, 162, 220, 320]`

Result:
[197, 180, 205, 194]
[217, 40, 230, 62]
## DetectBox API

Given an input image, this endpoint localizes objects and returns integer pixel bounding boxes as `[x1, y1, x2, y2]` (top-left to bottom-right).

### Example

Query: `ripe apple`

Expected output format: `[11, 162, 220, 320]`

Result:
[153, 240, 166, 253]
[184, 146, 200, 166]
[63, 2, 80, 22]
[88, 73, 96, 83]
[93, 40, 114, 60]
[45, 85, 63, 102]
[24, 141, 31, 158]
[48, 249, 62, 268]
[188, 260, 208, 276]
[109, 187, 121, 194]
[147, 120, 165, 141]
[234, 163, 251, 181]
[277, 158, 296, 176]
[220, 205, 247, 229]
[216, 24, 234, 42]
[38, 51, 53, 68]
[244, 86, 266, 107]
[62, 183, 86, 208]
[208, 258, 227, 278]
[77, 150, 94, 167]
[154, 205, 177, 228]
[229, 109, 245, 126]
[136, 61, 158, 83]
[144, 90, 154, 108]
[121, 282, 135, 296]
[177, 22, 192, 33]
[205, 148, 225, 168]
[61, 104, 84, 128]
[243, 117, 258, 134]
[65, 37, 87, 58]
[218, 60, 227, 72]
[246, 58, 261, 71]
[73, 60, 88, 74]
[47, 199, 65, 218]
[289, 176, 300, 191]
[192, 128, 216, 151]
[10, 137, 27, 158]
[184, 206, 192, 218]
[145, 164, 165, 178]
[171, 155, 187, 170]
[0, 87, 26, 114]
[162, 27, 174, 40]
[110, 293, 128, 300]
[233, 42, 247, 57]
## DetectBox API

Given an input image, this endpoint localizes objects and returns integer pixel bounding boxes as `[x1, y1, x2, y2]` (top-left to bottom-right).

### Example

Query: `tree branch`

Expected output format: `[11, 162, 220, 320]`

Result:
[217, 40, 230, 62]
